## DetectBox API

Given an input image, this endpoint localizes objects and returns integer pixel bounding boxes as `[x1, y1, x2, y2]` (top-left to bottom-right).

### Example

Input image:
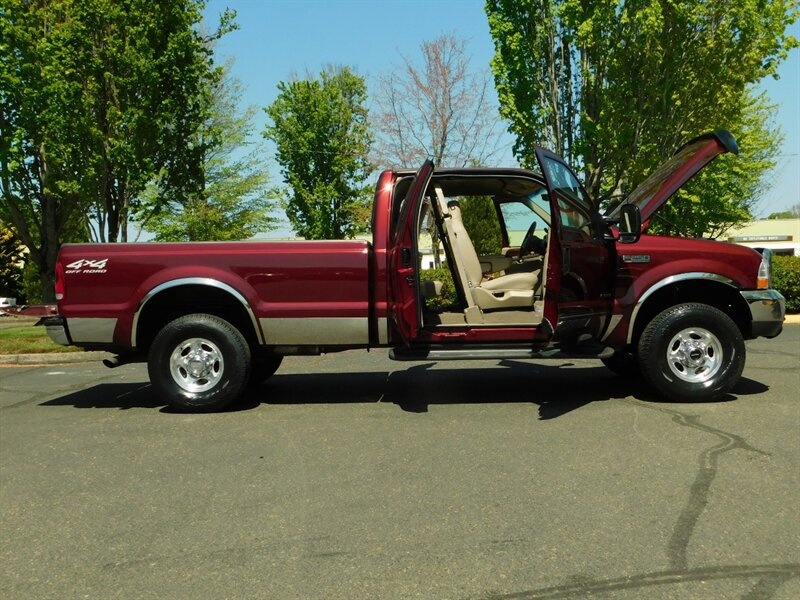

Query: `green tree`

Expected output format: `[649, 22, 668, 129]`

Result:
[0, 226, 25, 300]
[1, 0, 94, 301]
[459, 196, 502, 254]
[649, 91, 783, 239]
[0, 0, 232, 301]
[485, 0, 797, 235]
[768, 203, 800, 219]
[78, 1, 236, 243]
[138, 63, 277, 241]
[264, 67, 372, 240]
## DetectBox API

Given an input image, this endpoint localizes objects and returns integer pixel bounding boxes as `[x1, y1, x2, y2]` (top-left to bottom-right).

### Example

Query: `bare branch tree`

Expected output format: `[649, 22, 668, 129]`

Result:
[372, 34, 508, 169]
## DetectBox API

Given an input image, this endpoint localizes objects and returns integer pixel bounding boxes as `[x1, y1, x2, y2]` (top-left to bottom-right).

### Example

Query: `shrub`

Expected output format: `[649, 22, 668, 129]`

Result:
[419, 267, 460, 311]
[772, 255, 800, 313]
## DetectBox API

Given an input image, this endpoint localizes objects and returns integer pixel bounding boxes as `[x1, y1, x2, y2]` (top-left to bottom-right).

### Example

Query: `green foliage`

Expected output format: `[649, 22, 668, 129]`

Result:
[1, 0, 95, 300]
[138, 65, 277, 241]
[0, 324, 82, 354]
[459, 196, 502, 254]
[73, 0, 237, 242]
[264, 67, 373, 240]
[419, 267, 459, 311]
[773, 255, 800, 313]
[1, 0, 232, 300]
[649, 91, 783, 239]
[0, 227, 25, 300]
[767, 203, 800, 219]
[20, 259, 43, 305]
[486, 0, 797, 236]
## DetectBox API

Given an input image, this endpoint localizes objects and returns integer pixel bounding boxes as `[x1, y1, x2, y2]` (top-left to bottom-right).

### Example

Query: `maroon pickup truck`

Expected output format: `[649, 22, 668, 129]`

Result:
[46, 130, 785, 411]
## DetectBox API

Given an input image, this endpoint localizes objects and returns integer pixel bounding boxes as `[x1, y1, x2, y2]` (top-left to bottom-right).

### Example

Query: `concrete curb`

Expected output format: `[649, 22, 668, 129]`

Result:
[1, 316, 798, 365]
[0, 351, 113, 365]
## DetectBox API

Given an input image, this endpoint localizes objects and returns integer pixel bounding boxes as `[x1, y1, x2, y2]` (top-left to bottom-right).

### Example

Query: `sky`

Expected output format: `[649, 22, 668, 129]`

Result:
[202, 0, 800, 228]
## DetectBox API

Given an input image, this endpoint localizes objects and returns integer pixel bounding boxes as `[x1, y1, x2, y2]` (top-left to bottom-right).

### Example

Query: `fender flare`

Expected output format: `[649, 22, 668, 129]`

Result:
[626, 272, 739, 345]
[131, 277, 264, 348]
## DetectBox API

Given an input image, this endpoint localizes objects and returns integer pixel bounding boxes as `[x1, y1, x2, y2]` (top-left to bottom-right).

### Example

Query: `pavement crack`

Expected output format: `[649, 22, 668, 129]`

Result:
[625, 400, 771, 572]
[479, 563, 800, 599]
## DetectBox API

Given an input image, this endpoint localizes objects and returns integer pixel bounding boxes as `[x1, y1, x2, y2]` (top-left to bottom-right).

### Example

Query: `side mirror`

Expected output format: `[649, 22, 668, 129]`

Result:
[617, 204, 641, 244]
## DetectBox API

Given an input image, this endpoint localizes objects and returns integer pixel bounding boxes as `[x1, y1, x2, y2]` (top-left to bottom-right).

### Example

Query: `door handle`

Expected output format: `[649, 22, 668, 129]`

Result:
[405, 276, 414, 286]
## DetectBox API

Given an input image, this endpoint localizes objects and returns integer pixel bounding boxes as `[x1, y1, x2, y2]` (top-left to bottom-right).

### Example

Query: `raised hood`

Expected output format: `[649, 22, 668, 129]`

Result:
[607, 130, 738, 226]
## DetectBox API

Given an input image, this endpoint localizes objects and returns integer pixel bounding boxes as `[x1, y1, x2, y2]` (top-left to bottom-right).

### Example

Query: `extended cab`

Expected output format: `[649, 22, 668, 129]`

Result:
[46, 131, 785, 411]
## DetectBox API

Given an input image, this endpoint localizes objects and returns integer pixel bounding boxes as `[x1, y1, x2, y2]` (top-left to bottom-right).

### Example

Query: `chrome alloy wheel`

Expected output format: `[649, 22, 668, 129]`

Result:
[169, 337, 225, 393]
[666, 327, 723, 384]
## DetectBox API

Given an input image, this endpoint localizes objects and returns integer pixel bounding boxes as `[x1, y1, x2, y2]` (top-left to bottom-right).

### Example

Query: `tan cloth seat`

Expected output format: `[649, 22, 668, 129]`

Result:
[439, 194, 537, 311]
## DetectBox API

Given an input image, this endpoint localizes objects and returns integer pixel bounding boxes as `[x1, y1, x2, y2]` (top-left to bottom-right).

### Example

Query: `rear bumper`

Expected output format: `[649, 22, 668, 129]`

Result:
[43, 316, 119, 348]
[740, 289, 785, 338]
[42, 317, 71, 346]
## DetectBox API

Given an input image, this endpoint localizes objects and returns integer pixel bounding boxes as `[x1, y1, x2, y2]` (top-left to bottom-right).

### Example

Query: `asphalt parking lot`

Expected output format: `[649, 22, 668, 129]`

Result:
[1, 326, 798, 599]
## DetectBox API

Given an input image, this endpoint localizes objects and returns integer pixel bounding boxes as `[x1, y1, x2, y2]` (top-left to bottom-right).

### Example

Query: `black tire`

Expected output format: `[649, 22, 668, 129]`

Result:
[637, 303, 745, 402]
[148, 313, 251, 412]
[601, 348, 641, 378]
[249, 354, 283, 386]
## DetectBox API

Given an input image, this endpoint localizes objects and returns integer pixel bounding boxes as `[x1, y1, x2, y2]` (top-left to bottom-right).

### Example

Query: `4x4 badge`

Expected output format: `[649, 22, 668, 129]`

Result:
[622, 255, 650, 263]
[65, 259, 109, 273]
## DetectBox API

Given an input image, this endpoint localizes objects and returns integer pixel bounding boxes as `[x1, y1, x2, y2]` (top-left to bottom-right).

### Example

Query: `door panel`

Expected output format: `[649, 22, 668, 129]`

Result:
[535, 149, 613, 339]
[389, 160, 434, 342]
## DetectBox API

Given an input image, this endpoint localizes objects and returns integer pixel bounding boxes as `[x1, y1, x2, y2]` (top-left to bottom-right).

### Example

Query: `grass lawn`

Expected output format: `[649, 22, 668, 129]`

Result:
[0, 320, 81, 354]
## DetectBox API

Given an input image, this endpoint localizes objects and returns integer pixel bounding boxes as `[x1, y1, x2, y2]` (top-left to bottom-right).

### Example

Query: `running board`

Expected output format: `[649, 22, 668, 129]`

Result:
[390, 344, 614, 362]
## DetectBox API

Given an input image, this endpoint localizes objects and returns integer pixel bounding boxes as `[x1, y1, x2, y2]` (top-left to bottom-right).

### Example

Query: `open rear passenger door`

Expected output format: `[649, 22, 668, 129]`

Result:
[388, 159, 434, 343]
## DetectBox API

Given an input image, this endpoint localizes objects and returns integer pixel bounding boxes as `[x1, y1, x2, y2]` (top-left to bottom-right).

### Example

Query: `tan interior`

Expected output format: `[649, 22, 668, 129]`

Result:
[434, 187, 539, 312]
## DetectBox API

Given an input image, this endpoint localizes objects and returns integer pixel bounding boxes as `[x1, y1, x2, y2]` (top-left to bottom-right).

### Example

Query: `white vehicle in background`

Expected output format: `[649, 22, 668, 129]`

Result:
[0, 298, 17, 314]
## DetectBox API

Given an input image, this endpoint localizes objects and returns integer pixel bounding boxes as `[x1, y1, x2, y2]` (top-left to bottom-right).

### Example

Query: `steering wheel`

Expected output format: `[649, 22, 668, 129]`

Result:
[517, 221, 538, 258]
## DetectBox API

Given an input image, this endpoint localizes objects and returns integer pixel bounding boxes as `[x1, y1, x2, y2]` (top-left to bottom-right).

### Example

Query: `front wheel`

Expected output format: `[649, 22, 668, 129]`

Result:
[148, 313, 251, 412]
[638, 303, 745, 402]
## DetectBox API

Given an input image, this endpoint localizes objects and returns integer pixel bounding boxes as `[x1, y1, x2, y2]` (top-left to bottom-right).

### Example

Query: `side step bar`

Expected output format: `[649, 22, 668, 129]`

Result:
[390, 344, 614, 362]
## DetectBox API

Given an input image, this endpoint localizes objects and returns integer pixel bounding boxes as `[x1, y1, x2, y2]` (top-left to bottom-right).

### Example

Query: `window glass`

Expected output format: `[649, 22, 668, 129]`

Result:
[541, 156, 591, 211]
[500, 199, 548, 246]
[557, 198, 592, 232]
[540, 155, 595, 239]
[416, 198, 441, 268]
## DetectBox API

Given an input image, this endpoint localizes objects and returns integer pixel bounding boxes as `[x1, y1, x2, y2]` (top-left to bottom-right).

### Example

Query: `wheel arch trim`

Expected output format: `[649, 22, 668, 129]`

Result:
[627, 272, 739, 345]
[131, 277, 264, 348]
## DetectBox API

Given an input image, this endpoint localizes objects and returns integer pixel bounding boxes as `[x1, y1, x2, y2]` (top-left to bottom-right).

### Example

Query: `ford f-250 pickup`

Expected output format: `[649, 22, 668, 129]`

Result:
[45, 130, 785, 411]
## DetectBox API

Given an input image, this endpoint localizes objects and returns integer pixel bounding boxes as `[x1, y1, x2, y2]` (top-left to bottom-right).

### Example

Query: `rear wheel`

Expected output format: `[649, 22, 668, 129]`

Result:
[148, 313, 251, 412]
[638, 303, 744, 402]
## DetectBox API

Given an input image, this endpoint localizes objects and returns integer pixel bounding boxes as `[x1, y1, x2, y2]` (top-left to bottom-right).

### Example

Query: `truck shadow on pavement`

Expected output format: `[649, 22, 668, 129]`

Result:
[256, 362, 768, 418]
[39, 362, 769, 418]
